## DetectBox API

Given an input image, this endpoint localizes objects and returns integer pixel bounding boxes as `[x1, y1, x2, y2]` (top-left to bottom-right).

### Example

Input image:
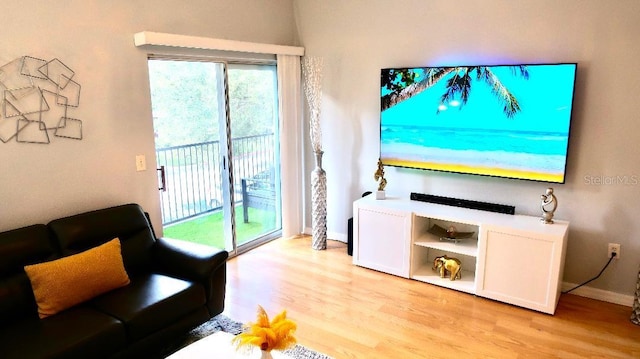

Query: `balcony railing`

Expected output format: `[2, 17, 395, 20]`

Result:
[156, 133, 275, 225]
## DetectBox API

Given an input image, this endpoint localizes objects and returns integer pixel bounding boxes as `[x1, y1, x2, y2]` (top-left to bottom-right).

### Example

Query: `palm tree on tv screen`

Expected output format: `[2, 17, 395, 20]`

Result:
[381, 65, 529, 118]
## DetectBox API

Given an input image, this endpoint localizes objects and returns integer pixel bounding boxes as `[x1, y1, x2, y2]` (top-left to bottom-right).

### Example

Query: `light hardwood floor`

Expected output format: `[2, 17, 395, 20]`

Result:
[222, 236, 640, 358]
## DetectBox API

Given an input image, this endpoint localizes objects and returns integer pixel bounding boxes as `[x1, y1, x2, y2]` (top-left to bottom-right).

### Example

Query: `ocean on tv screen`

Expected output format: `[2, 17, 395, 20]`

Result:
[380, 63, 577, 183]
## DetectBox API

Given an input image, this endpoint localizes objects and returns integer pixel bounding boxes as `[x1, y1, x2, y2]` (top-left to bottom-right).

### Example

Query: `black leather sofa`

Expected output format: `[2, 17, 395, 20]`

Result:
[0, 203, 228, 359]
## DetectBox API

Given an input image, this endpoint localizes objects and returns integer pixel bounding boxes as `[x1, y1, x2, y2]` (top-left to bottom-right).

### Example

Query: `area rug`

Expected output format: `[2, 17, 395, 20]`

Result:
[155, 315, 333, 359]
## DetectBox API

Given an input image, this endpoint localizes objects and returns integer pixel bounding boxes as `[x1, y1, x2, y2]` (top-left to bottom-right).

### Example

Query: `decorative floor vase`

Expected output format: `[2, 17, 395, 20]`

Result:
[631, 269, 640, 325]
[311, 150, 327, 250]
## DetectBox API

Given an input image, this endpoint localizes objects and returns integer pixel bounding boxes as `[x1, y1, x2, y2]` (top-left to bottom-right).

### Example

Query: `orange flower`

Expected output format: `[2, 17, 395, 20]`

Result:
[233, 305, 297, 352]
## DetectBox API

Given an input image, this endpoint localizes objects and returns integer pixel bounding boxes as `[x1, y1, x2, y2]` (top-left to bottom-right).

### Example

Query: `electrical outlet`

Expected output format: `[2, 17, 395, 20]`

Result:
[608, 243, 620, 259]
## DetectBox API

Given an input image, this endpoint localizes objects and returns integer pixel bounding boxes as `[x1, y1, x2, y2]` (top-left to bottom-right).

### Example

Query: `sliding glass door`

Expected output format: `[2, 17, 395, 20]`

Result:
[148, 58, 281, 255]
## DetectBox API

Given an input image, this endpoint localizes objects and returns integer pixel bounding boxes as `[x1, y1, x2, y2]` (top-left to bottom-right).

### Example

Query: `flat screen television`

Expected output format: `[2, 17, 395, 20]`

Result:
[380, 63, 577, 183]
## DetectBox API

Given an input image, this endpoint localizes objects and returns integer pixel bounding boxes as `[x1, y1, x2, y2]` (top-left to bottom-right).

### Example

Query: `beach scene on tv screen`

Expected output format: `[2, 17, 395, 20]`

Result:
[380, 64, 576, 183]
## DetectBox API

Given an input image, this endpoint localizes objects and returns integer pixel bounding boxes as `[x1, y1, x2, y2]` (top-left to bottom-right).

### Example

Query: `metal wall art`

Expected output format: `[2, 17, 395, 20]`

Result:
[0, 55, 82, 144]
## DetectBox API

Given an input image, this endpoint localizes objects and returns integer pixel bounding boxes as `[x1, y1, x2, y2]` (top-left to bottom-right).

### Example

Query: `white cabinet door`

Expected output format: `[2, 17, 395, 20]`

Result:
[476, 223, 568, 314]
[353, 205, 411, 278]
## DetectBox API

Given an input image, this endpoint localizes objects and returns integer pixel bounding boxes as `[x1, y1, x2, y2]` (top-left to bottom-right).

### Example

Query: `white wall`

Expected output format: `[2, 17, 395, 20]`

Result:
[294, 0, 640, 301]
[2, 0, 639, 303]
[0, 0, 296, 233]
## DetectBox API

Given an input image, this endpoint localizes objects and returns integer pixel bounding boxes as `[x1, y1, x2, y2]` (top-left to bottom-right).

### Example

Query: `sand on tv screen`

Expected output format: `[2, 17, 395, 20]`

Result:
[380, 63, 577, 183]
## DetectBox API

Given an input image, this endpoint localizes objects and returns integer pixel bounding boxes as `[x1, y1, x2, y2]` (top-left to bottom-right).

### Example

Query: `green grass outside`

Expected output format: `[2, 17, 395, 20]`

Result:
[163, 205, 278, 249]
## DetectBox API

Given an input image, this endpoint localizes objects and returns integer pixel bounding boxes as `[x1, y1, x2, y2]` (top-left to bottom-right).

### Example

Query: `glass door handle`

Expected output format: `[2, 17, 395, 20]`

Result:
[157, 166, 167, 192]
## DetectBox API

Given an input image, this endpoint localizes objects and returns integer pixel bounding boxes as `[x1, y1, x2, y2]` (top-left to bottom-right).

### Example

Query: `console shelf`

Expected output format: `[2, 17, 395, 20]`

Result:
[414, 235, 478, 257]
[412, 264, 476, 294]
[352, 195, 569, 314]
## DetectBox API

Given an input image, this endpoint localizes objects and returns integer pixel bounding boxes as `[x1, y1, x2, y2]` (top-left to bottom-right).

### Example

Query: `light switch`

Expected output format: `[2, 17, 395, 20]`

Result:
[135, 155, 146, 171]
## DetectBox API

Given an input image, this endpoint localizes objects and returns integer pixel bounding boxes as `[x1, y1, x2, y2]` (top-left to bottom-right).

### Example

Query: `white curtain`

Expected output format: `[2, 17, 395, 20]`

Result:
[277, 54, 303, 238]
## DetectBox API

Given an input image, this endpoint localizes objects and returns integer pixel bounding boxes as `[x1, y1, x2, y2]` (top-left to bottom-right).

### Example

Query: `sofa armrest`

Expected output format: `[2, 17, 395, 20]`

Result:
[152, 238, 228, 316]
[153, 237, 227, 279]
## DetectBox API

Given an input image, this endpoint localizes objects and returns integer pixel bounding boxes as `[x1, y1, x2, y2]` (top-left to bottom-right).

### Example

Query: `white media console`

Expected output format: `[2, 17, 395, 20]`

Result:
[352, 195, 569, 315]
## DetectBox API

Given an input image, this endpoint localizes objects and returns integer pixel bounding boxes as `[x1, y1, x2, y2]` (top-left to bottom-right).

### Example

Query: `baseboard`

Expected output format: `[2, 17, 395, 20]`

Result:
[302, 227, 347, 243]
[562, 282, 634, 307]
[330, 231, 347, 243]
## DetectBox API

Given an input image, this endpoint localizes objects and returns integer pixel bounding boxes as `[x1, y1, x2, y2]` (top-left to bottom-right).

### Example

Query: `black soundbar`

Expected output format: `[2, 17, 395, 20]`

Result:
[410, 192, 515, 215]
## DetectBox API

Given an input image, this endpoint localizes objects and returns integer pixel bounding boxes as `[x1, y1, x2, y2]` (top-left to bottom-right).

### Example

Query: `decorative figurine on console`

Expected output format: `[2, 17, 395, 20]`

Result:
[446, 225, 457, 238]
[433, 255, 462, 281]
[540, 187, 558, 224]
[374, 158, 387, 200]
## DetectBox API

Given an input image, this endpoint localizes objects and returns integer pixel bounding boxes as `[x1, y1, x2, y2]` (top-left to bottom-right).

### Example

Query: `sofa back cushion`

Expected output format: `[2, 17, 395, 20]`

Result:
[48, 203, 156, 277]
[0, 224, 59, 323]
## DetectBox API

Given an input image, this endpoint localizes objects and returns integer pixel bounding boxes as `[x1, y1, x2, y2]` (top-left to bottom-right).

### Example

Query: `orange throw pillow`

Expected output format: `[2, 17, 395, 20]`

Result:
[24, 238, 130, 318]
